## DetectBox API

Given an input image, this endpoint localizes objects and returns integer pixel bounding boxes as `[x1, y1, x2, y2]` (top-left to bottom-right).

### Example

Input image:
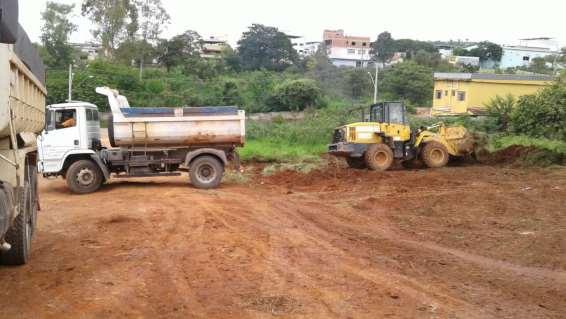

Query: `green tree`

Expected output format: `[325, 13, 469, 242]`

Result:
[81, 0, 139, 57]
[510, 83, 566, 140]
[454, 41, 503, 62]
[268, 79, 322, 111]
[345, 68, 372, 101]
[380, 61, 433, 106]
[237, 24, 298, 71]
[40, 1, 77, 68]
[157, 30, 202, 71]
[371, 31, 396, 63]
[115, 39, 157, 66]
[134, 0, 170, 78]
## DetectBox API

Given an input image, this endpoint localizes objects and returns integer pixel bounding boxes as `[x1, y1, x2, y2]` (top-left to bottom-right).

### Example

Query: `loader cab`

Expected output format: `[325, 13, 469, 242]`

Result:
[38, 103, 101, 174]
[370, 102, 408, 126]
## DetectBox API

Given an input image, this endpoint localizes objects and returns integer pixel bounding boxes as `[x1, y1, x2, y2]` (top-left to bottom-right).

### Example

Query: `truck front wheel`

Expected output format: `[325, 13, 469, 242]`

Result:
[66, 160, 104, 194]
[190, 156, 224, 190]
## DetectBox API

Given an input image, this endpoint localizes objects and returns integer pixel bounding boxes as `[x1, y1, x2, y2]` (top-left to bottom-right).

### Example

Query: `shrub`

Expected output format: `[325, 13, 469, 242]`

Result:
[268, 79, 322, 111]
[485, 94, 516, 131]
[510, 83, 566, 140]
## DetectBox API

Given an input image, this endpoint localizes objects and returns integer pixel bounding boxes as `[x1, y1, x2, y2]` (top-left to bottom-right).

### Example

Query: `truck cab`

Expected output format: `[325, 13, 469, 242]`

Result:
[38, 103, 101, 177]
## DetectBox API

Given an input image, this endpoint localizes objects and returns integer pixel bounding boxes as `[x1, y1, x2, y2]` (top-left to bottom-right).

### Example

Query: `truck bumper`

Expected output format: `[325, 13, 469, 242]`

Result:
[328, 143, 367, 158]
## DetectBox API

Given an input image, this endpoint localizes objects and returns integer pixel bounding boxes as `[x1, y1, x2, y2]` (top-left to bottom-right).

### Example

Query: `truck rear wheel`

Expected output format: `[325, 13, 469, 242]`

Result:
[0, 183, 33, 265]
[190, 156, 224, 190]
[66, 160, 103, 194]
[364, 144, 394, 171]
[422, 142, 449, 168]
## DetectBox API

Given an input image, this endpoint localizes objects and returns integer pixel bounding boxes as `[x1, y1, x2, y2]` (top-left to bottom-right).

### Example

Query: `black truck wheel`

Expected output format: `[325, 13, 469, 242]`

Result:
[66, 160, 104, 194]
[346, 157, 367, 169]
[364, 144, 394, 171]
[190, 156, 224, 190]
[0, 183, 32, 265]
[422, 142, 449, 168]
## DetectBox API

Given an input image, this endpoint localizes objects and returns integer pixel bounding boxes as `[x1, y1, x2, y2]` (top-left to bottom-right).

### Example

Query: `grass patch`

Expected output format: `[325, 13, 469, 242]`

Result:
[240, 140, 325, 163]
[489, 135, 566, 154]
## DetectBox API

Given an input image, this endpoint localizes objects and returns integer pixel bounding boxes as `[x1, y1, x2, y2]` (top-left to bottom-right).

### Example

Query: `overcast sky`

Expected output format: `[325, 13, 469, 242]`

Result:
[20, 0, 565, 48]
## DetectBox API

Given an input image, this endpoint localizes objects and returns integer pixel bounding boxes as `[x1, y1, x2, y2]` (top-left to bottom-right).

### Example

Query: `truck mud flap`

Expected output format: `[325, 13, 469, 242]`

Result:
[90, 155, 110, 181]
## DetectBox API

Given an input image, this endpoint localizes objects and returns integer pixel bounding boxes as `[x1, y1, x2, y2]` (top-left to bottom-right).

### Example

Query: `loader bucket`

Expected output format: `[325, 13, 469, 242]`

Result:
[444, 127, 477, 156]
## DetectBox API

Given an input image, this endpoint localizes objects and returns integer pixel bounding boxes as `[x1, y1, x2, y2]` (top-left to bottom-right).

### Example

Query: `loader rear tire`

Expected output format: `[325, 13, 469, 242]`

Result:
[346, 157, 366, 169]
[422, 142, 449, 168]
[364, 144, 394, 171]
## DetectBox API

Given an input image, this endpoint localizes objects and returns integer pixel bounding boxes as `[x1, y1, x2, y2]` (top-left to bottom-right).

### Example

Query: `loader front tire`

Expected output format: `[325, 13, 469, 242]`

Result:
[422, 142, 449, 168]
[364, 144, 394, 171]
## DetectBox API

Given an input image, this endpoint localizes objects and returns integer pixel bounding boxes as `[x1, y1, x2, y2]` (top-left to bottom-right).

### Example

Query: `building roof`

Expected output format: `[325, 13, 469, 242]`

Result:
[434, 73, 554, 82]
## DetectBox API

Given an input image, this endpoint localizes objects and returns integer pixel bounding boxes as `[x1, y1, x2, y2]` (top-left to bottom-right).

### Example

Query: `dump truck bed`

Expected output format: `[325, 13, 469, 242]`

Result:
[0, 44, 46, 139]
[97, 87, 246, 148]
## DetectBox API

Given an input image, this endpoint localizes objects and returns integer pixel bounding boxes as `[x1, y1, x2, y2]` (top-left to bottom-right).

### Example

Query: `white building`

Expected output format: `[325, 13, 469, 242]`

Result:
[71, 42, 101, 61]
[500, 38, 559, 69]
[500, 46, 555, 69]
[323, 30, 372, 68]
[292, 40, 321, 57]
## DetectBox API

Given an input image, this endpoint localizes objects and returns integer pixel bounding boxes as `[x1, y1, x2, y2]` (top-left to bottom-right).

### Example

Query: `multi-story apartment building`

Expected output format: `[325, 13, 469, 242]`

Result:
[323, 29, 371, 67]
[201, 35, 230, 59]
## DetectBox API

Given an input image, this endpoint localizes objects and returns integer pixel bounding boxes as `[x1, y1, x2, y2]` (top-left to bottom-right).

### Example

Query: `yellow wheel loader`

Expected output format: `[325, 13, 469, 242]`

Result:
[328, 102, 476, 171]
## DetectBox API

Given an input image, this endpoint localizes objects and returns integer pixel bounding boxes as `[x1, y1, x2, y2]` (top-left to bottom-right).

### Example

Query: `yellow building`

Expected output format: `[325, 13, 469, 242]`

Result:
[432, 73, 553, 116]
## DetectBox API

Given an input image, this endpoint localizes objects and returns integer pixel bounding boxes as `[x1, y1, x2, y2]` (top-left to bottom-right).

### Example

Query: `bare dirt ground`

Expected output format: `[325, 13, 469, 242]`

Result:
[0, 162, 565, 318]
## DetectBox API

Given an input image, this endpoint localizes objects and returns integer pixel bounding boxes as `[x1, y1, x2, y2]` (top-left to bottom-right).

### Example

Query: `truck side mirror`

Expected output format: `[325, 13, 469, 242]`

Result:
[0, 0, 19, 44]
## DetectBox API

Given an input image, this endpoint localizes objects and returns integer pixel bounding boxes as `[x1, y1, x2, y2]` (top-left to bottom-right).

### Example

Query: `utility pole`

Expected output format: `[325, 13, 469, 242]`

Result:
[373, 61, 378, 104]
[68, 64, 73, 102]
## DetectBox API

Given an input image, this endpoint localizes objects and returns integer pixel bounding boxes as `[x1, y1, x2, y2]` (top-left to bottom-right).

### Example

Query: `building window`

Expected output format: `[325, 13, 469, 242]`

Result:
[362, 42, 367, 46]
[452, 90, 456, 97]
[435, 90, 442, 99]
[347, 49, 355, 54]
[325, 39, 332, 46]
[457, 91, 466, 101]
[352, 41, 356, 46]
[523, 56, 530, 61]
[445, 90, 448, 96]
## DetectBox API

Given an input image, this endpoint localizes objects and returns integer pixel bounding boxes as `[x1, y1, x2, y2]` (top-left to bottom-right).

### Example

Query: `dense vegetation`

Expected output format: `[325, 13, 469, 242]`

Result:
[38, 0, 565, 166]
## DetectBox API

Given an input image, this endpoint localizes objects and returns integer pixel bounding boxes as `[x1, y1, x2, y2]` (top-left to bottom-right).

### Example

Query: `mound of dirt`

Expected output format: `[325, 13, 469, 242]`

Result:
[480, 145, 564, 166]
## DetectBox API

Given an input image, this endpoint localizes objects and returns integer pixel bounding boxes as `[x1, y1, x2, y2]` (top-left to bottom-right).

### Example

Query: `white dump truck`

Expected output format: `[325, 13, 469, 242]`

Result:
[39, 87, 246, 194]
[0, 0, 47, 265]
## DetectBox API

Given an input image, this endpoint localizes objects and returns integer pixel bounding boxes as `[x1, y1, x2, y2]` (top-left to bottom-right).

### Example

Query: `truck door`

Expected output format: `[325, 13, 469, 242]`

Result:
[38, 108, 81, 173]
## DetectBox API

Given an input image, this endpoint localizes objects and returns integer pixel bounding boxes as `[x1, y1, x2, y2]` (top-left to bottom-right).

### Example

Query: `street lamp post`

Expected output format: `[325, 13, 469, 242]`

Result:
[367, 62, 378, 104]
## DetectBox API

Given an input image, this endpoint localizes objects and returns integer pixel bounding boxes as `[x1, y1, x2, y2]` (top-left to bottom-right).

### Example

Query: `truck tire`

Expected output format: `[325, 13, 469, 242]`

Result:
[66, 160, 104, 194]
[0, 184, 32, 265]
[27, 163, 39, 237]
[364, 144, 394, 171]
[422, 142, 449, 168]
[346, 157, 367, 169]
[190, 156, 224, 190]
